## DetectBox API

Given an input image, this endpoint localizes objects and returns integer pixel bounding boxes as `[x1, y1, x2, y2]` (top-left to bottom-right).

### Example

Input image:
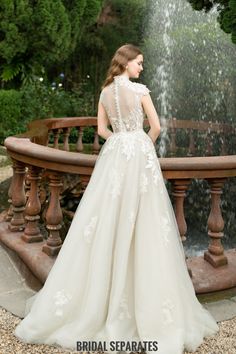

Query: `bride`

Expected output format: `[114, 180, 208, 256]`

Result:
[14, 44, 219, 354]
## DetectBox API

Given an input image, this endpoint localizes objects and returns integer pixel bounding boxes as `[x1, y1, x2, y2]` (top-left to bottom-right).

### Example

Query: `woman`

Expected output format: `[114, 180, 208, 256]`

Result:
[14, 44, 219, 354]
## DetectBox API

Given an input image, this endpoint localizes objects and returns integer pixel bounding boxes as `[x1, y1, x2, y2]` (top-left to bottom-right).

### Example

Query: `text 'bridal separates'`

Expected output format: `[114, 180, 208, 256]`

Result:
[14, 75, 219, 354]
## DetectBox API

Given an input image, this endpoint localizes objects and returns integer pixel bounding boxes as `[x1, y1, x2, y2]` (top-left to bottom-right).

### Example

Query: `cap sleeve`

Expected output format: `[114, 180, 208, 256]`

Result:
[141, 84, 151, 96]
[134, 83, 151, 97]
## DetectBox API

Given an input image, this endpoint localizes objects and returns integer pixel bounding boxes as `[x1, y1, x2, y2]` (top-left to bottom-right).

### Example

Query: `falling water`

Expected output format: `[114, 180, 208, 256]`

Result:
[143, 0, 236, 158]
[143, 0, 236, 255]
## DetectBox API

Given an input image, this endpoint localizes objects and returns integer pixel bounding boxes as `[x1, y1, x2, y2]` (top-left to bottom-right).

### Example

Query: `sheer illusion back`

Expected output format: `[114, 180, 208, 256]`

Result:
[14, 74, 219, 354]
[100, 75, 150, 133]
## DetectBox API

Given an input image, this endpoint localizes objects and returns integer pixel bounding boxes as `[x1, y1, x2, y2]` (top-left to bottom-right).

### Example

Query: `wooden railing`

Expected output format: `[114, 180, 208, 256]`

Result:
[164, 118, 235, 156]
[1, 117, 236, 294]
[18, 116, 236, 155]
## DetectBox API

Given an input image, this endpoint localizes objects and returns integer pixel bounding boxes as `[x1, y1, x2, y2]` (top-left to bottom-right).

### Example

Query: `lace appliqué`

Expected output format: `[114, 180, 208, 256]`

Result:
[102, 132, 137, 161]
[109, 107, 143, 133]
[161, 215, 171, 245]
[140, 138, 161, 185]
[53, 290, 72, 317]
[120, 134, 136, 160]
[162, 299, 174, 325]
[118, 294, 132, 320]
[83, 216, 98, 243]
[109, 167, 124, 199]
[140, 172, 148, 194]
[102, 131, 160, 185]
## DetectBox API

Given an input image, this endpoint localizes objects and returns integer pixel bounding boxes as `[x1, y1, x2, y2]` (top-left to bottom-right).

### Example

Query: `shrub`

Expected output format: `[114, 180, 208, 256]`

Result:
[0, 90, 23, 144]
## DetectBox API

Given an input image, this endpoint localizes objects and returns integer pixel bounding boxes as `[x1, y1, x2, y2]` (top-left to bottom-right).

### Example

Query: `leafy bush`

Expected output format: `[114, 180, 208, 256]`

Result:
[20, 78, 96, 120]
[0, 90, 23, 143]
[0, 78, 97, 144]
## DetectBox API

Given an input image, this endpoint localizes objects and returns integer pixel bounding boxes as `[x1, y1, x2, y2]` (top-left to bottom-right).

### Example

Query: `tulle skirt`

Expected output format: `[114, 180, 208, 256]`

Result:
[14, 129, 219, 354]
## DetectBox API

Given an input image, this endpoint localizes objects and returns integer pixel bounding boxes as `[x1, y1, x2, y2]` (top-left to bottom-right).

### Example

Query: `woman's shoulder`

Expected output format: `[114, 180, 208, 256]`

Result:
[100, 83, 112, 94]
[100, 82, 114, 95]
[131, 81, 151, 96]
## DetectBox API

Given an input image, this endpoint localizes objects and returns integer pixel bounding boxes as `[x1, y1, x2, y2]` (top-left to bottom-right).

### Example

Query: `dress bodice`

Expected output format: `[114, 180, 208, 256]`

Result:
[99, 75, 150, 133]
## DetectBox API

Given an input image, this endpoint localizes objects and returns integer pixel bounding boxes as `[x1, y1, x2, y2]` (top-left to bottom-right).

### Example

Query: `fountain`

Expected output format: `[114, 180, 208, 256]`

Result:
[142, 0, 236, 256]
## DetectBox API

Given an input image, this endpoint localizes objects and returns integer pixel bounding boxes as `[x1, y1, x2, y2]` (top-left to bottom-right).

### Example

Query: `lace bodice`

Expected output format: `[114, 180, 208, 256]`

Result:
[99, 75, 150, 133]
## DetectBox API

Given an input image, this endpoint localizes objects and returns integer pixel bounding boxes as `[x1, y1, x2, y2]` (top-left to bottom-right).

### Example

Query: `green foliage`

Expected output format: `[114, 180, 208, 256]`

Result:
[187, 0, 236, 44]
[30, 0, 71, 64]
[0, 0, 103, 85]
[62, 0, 87, 52]
[20, 78, 96, 119]
[0, 90, 23, 143]
[68, 0, 147, 103]
[0, 77, 96, 143]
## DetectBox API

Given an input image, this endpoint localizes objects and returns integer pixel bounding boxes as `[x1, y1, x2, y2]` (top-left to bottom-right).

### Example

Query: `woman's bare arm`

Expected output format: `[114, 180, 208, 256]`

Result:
[97, 102, 113, 140]
[141, 94, 161, 143]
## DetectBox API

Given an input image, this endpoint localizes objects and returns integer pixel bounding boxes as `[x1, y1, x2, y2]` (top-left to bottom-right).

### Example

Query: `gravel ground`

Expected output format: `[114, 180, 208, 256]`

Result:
[1, 307, 236, 354]
[0, 165, 12, 184]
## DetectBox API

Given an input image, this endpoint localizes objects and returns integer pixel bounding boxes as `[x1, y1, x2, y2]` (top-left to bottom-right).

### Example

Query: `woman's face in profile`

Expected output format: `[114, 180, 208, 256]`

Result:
[127, 54, 144, 79]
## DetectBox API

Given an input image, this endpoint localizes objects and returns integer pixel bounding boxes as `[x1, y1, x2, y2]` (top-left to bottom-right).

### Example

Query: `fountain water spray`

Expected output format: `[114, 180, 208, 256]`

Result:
[143, 0, 236, 157]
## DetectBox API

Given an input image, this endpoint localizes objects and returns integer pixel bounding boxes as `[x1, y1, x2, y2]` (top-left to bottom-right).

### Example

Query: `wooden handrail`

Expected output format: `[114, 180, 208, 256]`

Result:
[4, 136, 236, 179]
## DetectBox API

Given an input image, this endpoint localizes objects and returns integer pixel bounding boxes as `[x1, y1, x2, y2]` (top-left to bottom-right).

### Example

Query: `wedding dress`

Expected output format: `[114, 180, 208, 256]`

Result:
[14, 75, 219, 354]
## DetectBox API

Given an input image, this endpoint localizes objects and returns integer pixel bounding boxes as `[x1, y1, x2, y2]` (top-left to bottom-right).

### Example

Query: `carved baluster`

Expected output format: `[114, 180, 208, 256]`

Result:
[62, 127, 71, 151]
[25, 169, 31, 202]
[206, 132, 213, 155]
[171, 179, 191, 241]
[42, 171, 63, 256]
[188, 129, 195, 156]
[204, 178, 228, 267]
[22, 166, 43, 243]
[220, 136, 227, 155]
[93, 126, 101, 154]
[76, 126, 84, 152]
[169, 128, 176, 154]
[9, 160, 26, 232]
[168, 117, 176, 155]
[53, 129, 60, 149]
[5, 168, 14, 222]
[45, 130, 50, 146]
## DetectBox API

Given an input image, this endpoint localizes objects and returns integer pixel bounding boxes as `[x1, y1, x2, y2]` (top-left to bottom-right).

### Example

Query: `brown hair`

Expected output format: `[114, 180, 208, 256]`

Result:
[102, 44, 143, 89]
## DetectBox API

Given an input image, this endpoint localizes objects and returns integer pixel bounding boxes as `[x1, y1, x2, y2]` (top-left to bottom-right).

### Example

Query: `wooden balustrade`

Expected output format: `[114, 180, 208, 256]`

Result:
[169, 122, 177, 154]
[42, 171, 63, 256]
[170, 179, 191, 241]
[188, 129, 195, 156]
[1, 117, 236, 292]
[20, 116, 235, 157]
[93, 126, 101, 154]
[53, 129, 60, 148]
[5, 172, 14, 222]
[204, 178, 228, 267]
[9, 159, 26, 232]
[22, 166, 44, 243]
[62, 127, 71, 151]
[76, 126, 84, 152]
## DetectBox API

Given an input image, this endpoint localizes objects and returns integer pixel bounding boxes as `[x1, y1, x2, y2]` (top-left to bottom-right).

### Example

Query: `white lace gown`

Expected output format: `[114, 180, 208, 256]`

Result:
[14, 75, 219, 354]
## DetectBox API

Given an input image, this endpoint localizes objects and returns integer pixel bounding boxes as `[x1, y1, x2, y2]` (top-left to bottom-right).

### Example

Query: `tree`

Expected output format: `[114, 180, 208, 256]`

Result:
[0, 0, 103, 85]
[187, 0, 236, 44]
[64, 0, 147, 103]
